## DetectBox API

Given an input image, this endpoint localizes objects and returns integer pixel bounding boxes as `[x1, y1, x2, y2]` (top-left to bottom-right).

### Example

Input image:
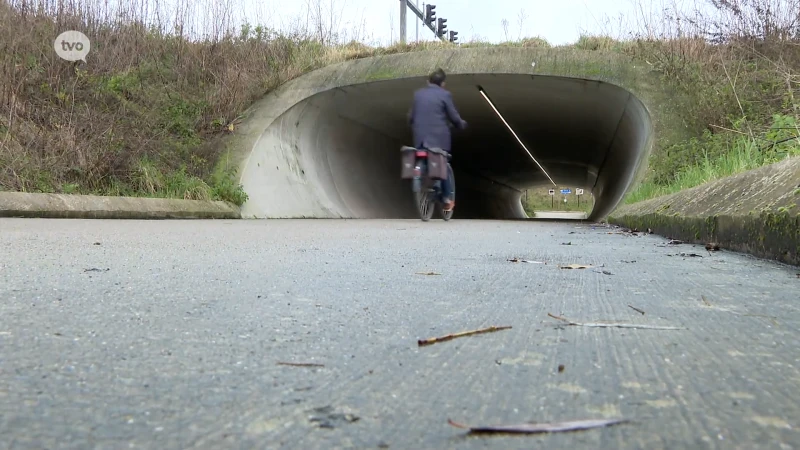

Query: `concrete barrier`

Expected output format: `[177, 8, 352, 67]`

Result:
[0, 192, 240, 219]
[609, 157, 800, 266]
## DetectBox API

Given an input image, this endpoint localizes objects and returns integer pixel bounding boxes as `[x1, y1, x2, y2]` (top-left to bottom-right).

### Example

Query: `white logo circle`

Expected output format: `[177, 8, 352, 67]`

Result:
[54, 31, 91, 62]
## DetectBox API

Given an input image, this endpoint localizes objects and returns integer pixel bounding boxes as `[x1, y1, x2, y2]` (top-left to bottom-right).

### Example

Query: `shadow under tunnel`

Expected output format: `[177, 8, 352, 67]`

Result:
[244, 73, 652, 221]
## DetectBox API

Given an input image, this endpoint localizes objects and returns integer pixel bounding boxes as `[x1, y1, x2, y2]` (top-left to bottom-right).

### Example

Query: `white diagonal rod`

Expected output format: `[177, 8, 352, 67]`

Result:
[478, 88, 557, 186]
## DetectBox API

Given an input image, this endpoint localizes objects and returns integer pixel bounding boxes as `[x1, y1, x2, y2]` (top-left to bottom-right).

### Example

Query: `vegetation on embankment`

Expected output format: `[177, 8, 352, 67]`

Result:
[609, 156, 800, 265]
[1, 0, 798, 206]
[615, 0, 800, 204]
[0, 0, 456, 205]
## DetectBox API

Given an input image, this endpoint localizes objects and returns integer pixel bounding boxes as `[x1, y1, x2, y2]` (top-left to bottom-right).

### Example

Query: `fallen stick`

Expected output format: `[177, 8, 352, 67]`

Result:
[418, 326, 512, 347]
[547, 313, 684, 330]
[627, 305, 645, 315]
[277, 361, 325, 368]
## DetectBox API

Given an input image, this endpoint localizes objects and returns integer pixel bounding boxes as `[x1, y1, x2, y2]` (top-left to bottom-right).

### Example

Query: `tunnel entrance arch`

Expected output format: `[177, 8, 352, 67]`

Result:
[235, 53, 654, 221]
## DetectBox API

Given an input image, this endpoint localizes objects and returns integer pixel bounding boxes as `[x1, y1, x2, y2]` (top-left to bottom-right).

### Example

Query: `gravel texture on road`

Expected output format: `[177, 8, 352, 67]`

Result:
[1, 218, 798, 449]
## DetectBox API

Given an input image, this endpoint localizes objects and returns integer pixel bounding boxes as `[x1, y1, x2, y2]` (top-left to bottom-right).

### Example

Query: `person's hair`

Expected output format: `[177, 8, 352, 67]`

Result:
[429, 68, 446, 86]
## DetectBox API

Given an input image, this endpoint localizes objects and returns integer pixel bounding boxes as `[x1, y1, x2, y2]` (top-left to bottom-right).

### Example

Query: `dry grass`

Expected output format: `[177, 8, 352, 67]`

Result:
[613, 0, 800, 200]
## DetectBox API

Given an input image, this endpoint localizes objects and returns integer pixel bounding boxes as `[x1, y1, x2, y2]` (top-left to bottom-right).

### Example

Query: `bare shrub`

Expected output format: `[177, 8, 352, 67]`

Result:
[0, 0, 412, 202]
[624, 0, 800, 185]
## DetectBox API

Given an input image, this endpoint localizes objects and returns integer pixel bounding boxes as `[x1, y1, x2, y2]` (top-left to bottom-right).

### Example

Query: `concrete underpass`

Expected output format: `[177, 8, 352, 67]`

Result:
[4, 49, 799, 450]
[235, 48, 657, 221]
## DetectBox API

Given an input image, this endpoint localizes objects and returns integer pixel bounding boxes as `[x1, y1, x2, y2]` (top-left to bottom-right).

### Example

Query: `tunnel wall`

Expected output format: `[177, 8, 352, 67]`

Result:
[590, 92, 655, 220]
[241, 92, 414, 218]
[242, 85, 528, 219]
[229, 47, 669, 219]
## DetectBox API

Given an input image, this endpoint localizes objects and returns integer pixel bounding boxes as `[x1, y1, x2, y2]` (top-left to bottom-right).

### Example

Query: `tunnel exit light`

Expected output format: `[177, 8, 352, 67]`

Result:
[477, 86, 556, 186]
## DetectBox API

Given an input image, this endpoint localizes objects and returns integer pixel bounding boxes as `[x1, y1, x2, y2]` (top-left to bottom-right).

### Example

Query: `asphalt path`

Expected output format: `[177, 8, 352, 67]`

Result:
[1, 218, 798, 449]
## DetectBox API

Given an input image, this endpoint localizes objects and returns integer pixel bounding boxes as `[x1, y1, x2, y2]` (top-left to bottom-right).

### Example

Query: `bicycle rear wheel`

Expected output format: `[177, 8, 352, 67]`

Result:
[415, 186, 435, 221]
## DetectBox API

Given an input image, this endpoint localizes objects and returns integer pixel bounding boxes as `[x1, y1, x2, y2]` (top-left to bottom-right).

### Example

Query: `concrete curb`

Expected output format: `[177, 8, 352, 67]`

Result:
[0, 192, 241, 219]
[609, 211, 799, 266]
[609, 157, 800, 266]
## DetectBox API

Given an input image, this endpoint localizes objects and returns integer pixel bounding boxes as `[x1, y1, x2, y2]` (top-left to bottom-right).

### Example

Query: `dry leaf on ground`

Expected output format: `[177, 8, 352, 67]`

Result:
[559, 264, 593, 269]
[447, 418, 629, 434]
[548, 313, 684, 330]
[508, 258, 544, 264]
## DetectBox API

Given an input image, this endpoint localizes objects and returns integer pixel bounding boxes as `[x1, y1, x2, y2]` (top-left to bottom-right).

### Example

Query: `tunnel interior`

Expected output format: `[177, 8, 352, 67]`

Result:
[243, 73, 652, 220]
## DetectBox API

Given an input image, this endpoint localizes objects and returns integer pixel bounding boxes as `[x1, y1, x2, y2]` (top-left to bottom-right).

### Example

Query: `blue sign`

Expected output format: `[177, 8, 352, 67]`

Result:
[560, 189, 571, 195]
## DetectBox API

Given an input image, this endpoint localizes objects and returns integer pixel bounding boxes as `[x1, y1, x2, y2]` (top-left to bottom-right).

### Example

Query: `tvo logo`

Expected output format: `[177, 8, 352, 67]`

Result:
[54, 31, 91, 62]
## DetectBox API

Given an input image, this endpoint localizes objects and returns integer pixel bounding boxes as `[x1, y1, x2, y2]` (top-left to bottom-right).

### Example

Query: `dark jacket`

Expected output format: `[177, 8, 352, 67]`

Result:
[408, 84, 466, 152]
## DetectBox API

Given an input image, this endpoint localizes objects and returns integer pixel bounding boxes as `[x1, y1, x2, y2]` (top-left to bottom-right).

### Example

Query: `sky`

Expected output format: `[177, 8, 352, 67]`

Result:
[222, 0, 705, 47]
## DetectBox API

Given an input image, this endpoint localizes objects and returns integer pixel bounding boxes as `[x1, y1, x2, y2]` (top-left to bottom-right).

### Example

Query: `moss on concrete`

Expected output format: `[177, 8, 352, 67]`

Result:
[611, 211, 799, 265]
[609, 156, 800, 265]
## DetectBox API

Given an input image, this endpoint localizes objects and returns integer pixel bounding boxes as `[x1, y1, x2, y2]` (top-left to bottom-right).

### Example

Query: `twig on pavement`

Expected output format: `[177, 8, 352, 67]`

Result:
[277, 361, 325, 368]
[627, 305, 645, 315]
[418, 326, 512, 347]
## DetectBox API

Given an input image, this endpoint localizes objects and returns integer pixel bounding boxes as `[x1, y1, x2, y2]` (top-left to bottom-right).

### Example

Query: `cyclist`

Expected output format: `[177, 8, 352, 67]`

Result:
[407, 68, 467, 211]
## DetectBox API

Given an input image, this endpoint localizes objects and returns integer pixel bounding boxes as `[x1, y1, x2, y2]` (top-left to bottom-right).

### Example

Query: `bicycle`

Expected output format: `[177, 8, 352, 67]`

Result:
[400, 146, 455, 222]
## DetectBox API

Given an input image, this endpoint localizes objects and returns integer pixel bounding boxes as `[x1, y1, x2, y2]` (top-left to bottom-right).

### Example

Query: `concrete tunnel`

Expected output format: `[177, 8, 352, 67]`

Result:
[238, 72, 653, 221]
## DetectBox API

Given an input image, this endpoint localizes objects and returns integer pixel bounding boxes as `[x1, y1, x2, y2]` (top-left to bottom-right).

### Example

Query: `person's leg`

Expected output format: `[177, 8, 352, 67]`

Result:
[440, 157, 453, 210]
[440, 173, 451, 201]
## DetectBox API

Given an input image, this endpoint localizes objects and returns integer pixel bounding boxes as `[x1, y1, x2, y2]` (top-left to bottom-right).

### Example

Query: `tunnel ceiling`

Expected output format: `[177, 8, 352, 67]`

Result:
[239, 72, 652, 220]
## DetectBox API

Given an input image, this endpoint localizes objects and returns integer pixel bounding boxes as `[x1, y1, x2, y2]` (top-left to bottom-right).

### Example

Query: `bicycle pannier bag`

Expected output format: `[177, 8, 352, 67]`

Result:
[427, 152, 448, 180]
[400, 147, 416, 179]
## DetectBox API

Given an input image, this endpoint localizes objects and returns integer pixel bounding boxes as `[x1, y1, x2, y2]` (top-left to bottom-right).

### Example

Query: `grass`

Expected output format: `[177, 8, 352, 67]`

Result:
[613, 0, 800, 204]
[626, 114, 800, 203]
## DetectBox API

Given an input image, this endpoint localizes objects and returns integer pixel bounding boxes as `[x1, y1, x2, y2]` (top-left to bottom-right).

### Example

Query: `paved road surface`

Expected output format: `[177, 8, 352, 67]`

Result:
[1, 218, 798, 449]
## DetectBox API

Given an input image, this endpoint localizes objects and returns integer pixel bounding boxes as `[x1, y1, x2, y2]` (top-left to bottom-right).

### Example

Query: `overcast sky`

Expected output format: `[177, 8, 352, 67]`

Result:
[223, 0, 705, 46]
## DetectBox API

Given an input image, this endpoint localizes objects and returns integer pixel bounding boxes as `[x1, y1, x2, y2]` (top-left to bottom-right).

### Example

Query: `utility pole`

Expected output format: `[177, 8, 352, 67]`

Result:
[416, 1, 420, 42]
[401, 0, 448, 42]
[399, 0, 407, 44]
